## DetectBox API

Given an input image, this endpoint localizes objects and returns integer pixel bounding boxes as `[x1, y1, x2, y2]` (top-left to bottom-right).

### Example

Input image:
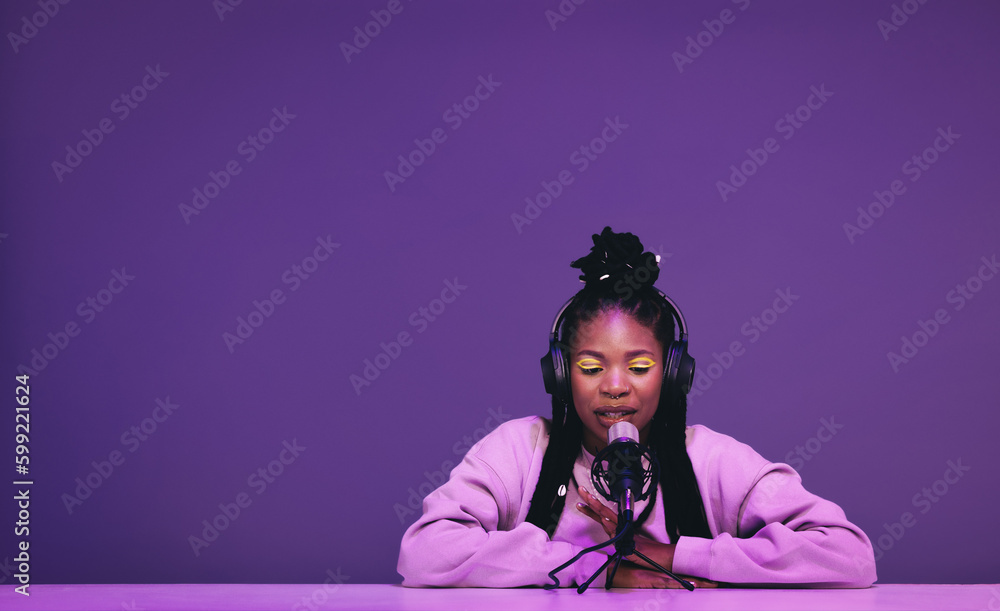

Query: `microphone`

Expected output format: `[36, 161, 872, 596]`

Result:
[548, 422, 690, 592]
[545, 421, 694, 594]
[590, 422, 658, 524]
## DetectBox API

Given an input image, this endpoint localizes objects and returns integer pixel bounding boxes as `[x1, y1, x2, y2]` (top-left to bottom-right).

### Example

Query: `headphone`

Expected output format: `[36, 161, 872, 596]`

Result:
[539, 288, 695, 415]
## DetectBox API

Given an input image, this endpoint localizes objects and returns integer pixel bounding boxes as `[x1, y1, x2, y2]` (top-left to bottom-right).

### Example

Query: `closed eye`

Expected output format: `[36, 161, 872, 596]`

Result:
[628, 358, 656, 373]
[576, 358, 603, 374]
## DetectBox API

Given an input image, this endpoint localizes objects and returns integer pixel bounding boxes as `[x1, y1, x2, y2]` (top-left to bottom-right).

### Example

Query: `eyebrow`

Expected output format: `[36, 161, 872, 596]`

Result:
[575, 349, 655, 358]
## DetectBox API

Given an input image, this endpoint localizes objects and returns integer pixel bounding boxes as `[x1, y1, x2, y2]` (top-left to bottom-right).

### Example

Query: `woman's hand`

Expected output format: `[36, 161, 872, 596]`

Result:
[610, 562, 718, 589]
[576, 486, 624, 538]
[576, 486, 718, 589]
[575, 486, 678, 574]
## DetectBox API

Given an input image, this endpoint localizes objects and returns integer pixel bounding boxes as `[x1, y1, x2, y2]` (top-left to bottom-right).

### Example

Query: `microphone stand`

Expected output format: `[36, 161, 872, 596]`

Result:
[546, 488, 694, 593]
[587, 488, 694, 592]
[547, 425, 694, 593]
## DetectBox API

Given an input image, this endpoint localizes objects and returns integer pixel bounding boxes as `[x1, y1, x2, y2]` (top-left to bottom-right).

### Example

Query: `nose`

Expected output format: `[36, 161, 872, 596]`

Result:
[601, 369, 629, 399]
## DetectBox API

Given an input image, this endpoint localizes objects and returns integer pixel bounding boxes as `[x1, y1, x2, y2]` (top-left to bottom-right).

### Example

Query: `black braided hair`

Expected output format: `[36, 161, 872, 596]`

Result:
[526, 227, 711, 542]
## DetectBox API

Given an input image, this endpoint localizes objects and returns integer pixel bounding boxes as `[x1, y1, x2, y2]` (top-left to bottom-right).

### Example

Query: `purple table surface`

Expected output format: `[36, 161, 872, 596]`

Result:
[3, 583, 999, 611]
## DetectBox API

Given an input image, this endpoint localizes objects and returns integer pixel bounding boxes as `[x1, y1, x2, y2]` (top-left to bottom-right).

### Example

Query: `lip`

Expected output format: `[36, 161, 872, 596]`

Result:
[594, 405, 637, 427]
[595, 405, 637, 415]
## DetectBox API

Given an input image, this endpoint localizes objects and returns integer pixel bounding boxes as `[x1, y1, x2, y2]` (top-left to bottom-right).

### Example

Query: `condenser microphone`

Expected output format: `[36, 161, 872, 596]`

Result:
[549, 422, 688, 593]
[590, 421, 657, 524]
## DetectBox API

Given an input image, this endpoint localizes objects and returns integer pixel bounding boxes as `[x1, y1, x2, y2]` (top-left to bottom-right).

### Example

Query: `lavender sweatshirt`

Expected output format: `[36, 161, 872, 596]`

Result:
[398, 416, 877, 587]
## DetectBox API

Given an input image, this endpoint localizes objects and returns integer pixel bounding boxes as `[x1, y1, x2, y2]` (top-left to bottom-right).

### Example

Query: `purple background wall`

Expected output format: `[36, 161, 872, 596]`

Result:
[1, 0, 998, 587]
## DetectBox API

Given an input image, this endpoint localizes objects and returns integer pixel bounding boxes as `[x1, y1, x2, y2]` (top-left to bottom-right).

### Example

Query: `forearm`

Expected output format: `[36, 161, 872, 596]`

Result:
[672, 524, 877, 587]
[633, 538, 676, 573]
[399, 518, 609, 587]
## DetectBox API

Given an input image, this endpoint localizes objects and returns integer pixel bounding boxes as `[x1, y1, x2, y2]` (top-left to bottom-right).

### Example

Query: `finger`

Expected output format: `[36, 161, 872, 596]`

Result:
[620, 568, 689, 589]
[653, 577, 698, 589]
[574, 501, 613, 526]
[578, 486, 599, 506]
[578, 487, 618, 523]
[574, 502, 602, 522]
[622, 566, 715, 589]
[576, 503, 617, 537]
[675, 576, 718, 589]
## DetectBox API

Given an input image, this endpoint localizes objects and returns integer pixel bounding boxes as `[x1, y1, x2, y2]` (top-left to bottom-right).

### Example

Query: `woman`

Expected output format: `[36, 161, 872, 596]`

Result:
[398, 227, 877, 588]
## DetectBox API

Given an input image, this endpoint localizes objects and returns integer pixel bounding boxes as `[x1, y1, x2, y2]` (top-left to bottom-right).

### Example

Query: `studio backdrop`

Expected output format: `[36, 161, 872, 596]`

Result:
[1, 0, 998, 586]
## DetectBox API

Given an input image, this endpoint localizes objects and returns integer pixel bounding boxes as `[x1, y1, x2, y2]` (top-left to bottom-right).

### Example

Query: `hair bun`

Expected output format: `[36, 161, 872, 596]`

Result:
[570, 226, 660, 292]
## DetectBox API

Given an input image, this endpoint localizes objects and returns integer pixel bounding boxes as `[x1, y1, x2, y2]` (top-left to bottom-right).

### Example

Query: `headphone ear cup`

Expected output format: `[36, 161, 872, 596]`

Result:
[676, 341, 695, 395]
[662, 341, 679, 398]
[540, 349, 557, 397]
[541, 340, 572, 407]
[662, 339, 696, 398]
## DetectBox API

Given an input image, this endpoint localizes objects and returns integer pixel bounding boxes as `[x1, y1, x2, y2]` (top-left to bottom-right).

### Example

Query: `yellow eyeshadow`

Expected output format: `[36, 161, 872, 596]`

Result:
[575, 358, 602, 369]
[628, 358, 657, 368]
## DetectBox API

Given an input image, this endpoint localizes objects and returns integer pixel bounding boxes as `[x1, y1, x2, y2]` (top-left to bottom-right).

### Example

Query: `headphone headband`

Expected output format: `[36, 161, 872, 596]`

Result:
[540, 287, 696, 412]
[547, 288, 688, 346]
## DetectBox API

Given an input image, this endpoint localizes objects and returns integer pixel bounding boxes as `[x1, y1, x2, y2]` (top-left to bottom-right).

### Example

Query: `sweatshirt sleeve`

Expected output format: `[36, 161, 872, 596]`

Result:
[672, 430, 877, 588]
[397, 418, 608, 587]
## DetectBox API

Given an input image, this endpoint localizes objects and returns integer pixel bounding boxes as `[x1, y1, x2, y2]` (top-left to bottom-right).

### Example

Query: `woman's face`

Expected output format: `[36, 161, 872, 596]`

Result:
[569, 309, 664, 453]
